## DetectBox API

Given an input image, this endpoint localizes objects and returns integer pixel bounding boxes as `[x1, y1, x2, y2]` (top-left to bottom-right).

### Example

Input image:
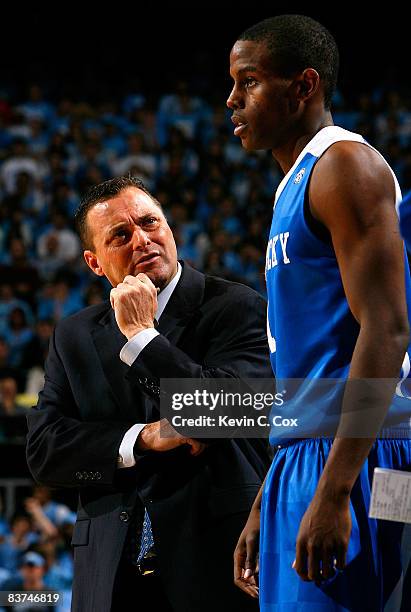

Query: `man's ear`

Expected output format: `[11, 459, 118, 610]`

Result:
[297, 68, 320, 102]
[84, 250, 104, 276]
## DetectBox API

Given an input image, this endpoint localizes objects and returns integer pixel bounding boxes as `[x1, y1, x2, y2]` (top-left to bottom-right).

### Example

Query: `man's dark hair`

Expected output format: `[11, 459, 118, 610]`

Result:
[74, 176, 162, 250]
[238, 15, 339, 109]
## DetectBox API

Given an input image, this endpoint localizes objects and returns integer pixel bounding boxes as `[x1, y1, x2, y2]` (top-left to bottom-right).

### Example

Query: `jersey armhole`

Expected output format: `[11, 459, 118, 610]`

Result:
[303, 167, 332, 244]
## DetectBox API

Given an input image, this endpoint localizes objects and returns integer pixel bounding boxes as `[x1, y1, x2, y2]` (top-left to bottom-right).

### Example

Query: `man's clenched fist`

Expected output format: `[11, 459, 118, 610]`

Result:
[110, 273, 158, 339]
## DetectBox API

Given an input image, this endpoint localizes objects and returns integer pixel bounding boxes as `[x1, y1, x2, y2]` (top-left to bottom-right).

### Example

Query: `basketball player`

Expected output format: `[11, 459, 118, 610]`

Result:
[228, 15, 411, 611]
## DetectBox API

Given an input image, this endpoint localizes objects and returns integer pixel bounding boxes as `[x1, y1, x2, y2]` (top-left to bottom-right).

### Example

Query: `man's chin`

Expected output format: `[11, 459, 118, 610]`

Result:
[240, 137, 256, 152]
[133, 265, 170, 291]
[241, 137, 265, 152]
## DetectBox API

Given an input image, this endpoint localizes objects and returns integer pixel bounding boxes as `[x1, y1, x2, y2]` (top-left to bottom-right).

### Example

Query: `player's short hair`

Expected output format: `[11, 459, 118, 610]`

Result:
[238, 14, 339, 109]
[75, 176, 162, 250]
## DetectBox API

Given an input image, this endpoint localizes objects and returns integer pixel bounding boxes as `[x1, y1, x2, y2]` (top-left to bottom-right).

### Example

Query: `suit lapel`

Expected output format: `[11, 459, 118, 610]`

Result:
[157, 262, 205, 345]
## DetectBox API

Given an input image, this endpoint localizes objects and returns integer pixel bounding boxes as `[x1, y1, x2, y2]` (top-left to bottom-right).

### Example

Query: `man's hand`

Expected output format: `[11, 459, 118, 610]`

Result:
[137, 418, 206, 456]
[110, 273, 158, 339]
[293, 490, 351, 583]
[233, 506, 260, 599]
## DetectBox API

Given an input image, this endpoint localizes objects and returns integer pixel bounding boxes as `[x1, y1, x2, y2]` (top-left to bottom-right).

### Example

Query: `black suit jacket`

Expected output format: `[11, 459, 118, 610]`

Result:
[26, 263, 272, 612]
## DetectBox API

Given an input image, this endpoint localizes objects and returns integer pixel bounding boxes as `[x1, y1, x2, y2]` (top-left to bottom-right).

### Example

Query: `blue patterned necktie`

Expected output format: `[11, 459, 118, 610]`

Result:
[137, 508, 154, 562]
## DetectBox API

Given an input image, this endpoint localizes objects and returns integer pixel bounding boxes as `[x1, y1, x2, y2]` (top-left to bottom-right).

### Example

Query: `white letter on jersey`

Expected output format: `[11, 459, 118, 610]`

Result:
[266, 239, 272, 272]
[271, 236, 278, 267]
[279, 232, 290, 264]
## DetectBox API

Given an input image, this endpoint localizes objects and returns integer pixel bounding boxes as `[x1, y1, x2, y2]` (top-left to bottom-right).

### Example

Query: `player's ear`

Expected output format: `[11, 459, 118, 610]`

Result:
[297, 68, 320, 101]
[84, 250, 104, 276]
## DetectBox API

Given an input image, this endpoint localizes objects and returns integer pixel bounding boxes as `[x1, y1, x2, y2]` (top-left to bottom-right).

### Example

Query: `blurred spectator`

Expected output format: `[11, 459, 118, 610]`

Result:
[238, 243, 265, 292]
[219, 195, 243, 237]
[0, 284, 33, 335]
[18, 85, 55, 124]
[36, 234, 66, 282]
[22, 319, 54, 395]
[50, 98, 73, 136]
[3, 206, 35, 253]
[101, 120, 127, 161]
[48, 181, 79, 220]
[0, 515, 38, 574]
[0, 337, 9, 369]
[0, 495, 10, 583]
[0, 373, 25, 416]
[1, 552, 54, 611]
[0, 497, 9, 538]
[24, 498, 58, 540]
[111, 132, 156, 187]
[37, 212, 81, 264]
[3, 171, 44, 221]
[3, 308, 33, 368]
[168, 202, 200, 245]
[157, 80, 210, 145]
[28, 487, 76, 528]
[72, 139, 110, 193]
[131, 105, 159, 151]
[0, 239, 41, 309]
[0, 372, 27, 443]
[37, 275, 83, 322]
[0, 138, 45, 194]
[27, 118, 49, 157]
[38, 532, 74, 591]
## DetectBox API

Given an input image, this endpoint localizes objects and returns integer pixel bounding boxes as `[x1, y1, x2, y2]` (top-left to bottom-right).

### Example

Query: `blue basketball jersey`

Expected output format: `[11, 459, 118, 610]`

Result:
[265, 126, 411, 425]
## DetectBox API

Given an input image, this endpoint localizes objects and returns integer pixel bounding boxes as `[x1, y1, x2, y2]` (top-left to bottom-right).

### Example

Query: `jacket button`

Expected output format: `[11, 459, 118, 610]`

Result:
[119, 511, 130, 522]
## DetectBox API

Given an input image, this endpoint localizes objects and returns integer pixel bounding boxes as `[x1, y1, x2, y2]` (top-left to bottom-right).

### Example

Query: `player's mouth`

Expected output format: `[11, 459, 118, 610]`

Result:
[231, 115, 248, 137]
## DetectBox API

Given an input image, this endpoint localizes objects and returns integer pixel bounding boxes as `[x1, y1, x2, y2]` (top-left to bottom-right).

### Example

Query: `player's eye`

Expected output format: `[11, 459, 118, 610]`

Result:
[244, 77, 257, 89]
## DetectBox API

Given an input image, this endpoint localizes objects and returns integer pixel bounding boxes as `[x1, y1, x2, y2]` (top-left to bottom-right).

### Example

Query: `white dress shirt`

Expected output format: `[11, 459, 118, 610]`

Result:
[117, 263, 182, 468]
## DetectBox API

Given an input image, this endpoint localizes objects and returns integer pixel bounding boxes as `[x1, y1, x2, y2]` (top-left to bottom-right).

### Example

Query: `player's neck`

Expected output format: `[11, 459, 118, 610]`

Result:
[272, 111, 334, 174]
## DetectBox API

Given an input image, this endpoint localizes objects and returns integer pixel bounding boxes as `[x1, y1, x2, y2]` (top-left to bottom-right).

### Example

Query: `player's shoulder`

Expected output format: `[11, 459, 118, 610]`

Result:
[310, 138, 397, 224]
[311, 139, 395, 210]
[316, 139, 389, 180]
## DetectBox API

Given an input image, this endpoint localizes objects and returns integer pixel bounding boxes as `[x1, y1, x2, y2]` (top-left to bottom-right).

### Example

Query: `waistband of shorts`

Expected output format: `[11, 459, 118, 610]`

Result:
[271, 426, 411, 450]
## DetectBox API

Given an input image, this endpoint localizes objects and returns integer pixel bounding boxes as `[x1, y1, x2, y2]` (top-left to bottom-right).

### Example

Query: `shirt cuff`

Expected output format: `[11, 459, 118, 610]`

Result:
[117, 423, 147, 468]
[119, 329, 160, 366]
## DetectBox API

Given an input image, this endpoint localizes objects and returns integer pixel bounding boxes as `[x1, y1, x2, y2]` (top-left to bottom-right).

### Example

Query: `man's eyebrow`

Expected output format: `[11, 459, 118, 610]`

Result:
[237, 65, 258, 74]
[106, 222, 129, 238]
[106, 214, 159, 237]
[140, 212, 159, 220]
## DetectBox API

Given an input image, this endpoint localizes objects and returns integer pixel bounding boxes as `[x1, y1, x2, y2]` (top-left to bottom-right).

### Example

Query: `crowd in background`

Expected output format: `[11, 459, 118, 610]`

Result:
[0, 77, 410, 601]
[0, 484, 73, 611]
